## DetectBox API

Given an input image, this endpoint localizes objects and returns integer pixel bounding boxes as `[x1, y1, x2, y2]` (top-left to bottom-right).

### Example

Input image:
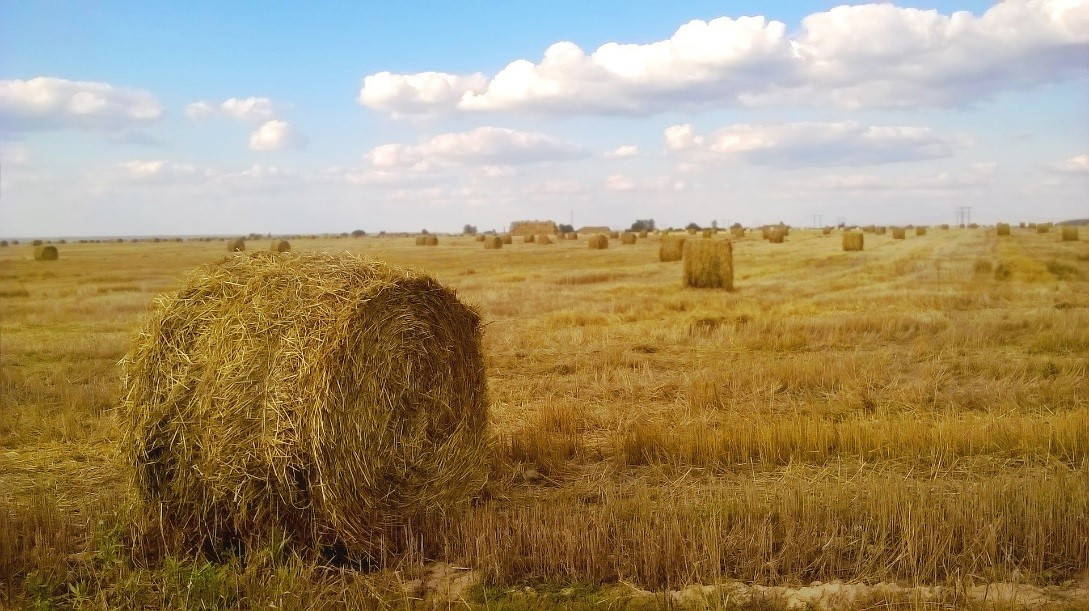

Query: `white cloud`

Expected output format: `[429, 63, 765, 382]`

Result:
[0, 76, 162, 132]
[358, 1, 1089, 116]
[112, 160, 204, 185]
[366, 126, 585, 169]
[249, 120, 307, 151]
[666, 121, 959, 167]
[185, 97, 277, 122]
[604, 145, 643, 159]
[1051, 153, 1089, 174]
[605, 173, 685, 192]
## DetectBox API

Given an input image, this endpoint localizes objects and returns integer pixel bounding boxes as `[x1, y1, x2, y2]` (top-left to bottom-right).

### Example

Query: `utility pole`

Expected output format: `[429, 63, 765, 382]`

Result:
[812, 214, 823, 229]
[956, 206, 972, 227]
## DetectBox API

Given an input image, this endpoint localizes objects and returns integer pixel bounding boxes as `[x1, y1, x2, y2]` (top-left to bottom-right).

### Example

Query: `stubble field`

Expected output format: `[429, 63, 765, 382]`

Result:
[1, 227, 1087, 609]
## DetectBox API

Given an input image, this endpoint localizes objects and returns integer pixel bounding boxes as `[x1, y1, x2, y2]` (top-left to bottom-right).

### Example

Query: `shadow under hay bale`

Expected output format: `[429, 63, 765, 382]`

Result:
[683, 239, 733, 289]
[227, 238, 246, 252]
[842, 231, 864, 252]
[659, 235, 686, 262]
[119, 252, 490, 560]
[484, 236, 503, 249]
[588, 234, 609, 249]
[621, 232, 637, 245]
[270, 240, 291, 253]
[33, 245, 59, 261]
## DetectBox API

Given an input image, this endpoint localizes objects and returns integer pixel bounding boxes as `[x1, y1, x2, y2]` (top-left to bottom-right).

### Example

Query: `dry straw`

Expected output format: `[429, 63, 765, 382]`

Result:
[537, 234, 553, 245]
[415, 235, 438, 246]
[227, 238, 246, 252]
[822, 227, 833, 236]
[1037, 224, 1050, 234]
[621, 232, 637, 245]
[638, 231, 648, 238]
[523, 234, 536, 243]
[842, 231, 864, 252]
[501, 234, 513, 245]
[892, 227, 906, 240]
[270, 240, 291, 253]
[484, 236, 503, 249]
[567, 233, 579, 240]
[916, 226, 927, 236]
[702, 229, 713, 238]
[941, 224, 950, 230]
[731, 227, 746, 238]
[118, 252, 490, 559]
[767, 228, 786, 243]
[682, 239, 733, 289]
[659, 235, 686, 262]
[588, 234, 609, 249]
[33, 245, 59, 261]
[997, 223, 1011, 236]
[1061, 225, 1079, 241]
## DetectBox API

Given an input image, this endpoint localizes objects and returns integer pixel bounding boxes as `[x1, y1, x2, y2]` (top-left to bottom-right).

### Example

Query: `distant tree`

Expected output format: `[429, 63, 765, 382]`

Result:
[630, 219, 656, 232]
[463, 224, 478, 235]
[351, 229, 366, 237]
[558, 223, 574, 233]
[685, 222, 701, 231]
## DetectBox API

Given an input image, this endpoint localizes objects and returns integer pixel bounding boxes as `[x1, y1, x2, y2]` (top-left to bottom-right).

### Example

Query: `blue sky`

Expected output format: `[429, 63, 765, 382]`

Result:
[1, 1, 1086, 237]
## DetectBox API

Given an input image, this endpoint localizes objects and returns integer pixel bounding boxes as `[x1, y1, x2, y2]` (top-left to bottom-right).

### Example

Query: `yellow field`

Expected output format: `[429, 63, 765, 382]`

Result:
[1, 228, 1087, 609]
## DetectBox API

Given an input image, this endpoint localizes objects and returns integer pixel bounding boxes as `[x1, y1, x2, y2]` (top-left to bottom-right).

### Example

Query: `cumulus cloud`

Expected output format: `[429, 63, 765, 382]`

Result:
[185, 97, 277, 122]
[367, 126, 585, 169]
[605, 173, 685, 192]
[1050, 153, 1089, 174]
[358, 0, 1089, 116]
[112, 160, 205, 185]
[0, 76, 162, 132]
[604, 145, 643, 159]
[665, 121, 960, 167]
[249, 120, 307, 151]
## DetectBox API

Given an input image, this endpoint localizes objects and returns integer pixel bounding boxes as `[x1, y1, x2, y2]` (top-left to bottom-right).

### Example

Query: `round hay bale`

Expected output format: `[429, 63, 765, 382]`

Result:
[475, 235, 486, 242]
[31, 239, 43, 246]
[415, 235, 438, 246]
[638, 231, 648, 238]
[270, 240, 291, 253]
[916, 226, 927, 236]
[940, 224, 950, 230]
[659, 235, 686, 262]
[483, 235, 503, 249]
[842, 231, 864, 252]
[33, 245, 59, 261]
[621, 232, 637, 245]
[1037, 224, 1051, 234]
[537, 234, 553, 245]
[891, 227, 906, 240]
[227, 238, 246, 252]
[501, 234, 513, 245]
[523, 234, 536, 243]
[0, 240, 8, 247]
[767, 228, 786, 244]
[682, 240, 733, 289]
[567, 232, 578, 240]
[588, 234, 609, 249]
[119, 252, 490, 559]
[701, 229, 712, 238]
[1061, 225, 1079, 241]
[609, 231, 619, 239]
[822, 227, 833, 236]
[997, 223, 1011, 236]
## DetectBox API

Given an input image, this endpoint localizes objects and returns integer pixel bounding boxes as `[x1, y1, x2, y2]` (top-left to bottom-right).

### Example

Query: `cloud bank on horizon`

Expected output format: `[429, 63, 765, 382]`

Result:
[1, 0, 1087, 236]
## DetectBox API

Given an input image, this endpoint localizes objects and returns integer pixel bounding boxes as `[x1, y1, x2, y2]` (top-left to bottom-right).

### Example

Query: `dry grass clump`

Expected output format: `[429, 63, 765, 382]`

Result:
[1061, 225, 1079, 241]
[659, 235, 686, 262]
[118, 252, 491, 559]
[227, 238, 245, 252]
[916, 226, 927, 236]
[682, 239, 733, 289]
[892, 227, 906, 240]
[501, 234, 513, 245]
[537, 234, 553, 245]
[588, 234, 609, 250]
[842, 231, 864, 252]
[33, 245, 59, 261]
[997, 223, 1011, 236]
[415, 235, 439, 246]
[974, 259, 994, 275]
[621, 232, 637, 245]
[270, 240, 291, 253]
[484, 236, 503, 249]
[523, 234, 536, 243]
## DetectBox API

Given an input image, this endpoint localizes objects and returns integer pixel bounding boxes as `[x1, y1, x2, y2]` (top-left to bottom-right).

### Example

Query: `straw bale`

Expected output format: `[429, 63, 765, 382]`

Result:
[892, 227, 906, 239]
[997, 223, 1011, 236]
[227, 238, 246, 252]
[484, 236, 503, 249]
[34, 245, 59, 261]
[659, 235, 686, 262]
[588, 234, 609, 249]
[509, 220, 557, 236]
[916, 226, 927, 236]
[271, 240, 291, 253]
[842, 231, 864, 252]
[537, 234, 553, 245]
[682, 240, 733, 289]
[501, 234, 513, 245]
[621, 232, 637, 245]
[523, 234, 536, 243]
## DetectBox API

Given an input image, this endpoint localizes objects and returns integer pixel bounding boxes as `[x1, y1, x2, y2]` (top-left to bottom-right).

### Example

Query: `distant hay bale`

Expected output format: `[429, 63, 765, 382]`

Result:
[578, 226, 610, 235]
[1037, 224, 1050, 234]
[556, 232, 566, 240]
[621, 232, 637, 245]
[682, 240, 733, 290]
[33, 245, 59, 261]
[537, 234, 553, 245]
[227, 238, 246, 252]
[997, 223, 1011, 236]
[731, 227, 746, 238]
[588, 234, 609, 249]
[1061, 226, 1079, 241]
[270, 240, 291, 253]
[862, 225, 876, 233]
[509, 220, 557, 236]
[876, 226, 887, 235]
[968, 223, 979, 229]
[609, 231, 619, 239]
[475, 235, 486, 242]
[842, 231, 864, 252]
[892, 227, 906, 240]
[501, 234, 513, 245]
[31, 239, 43, 246]
[916, 226, 927, 236]
[523, 234, 536, 243]
[118, 252, 490, 559]
[567, 233, 578, 240]
[822, 227, 833, 236]
[702, 229, 713, 238]
[415, 235, 438, 246]
[484, 236, 503, 249]
[659, 235, 686, 262]
[0, 240, 8, 247]
[1028, 223, 1037, 229]
[767, 228, 785, 243]
[940, 224, 950, 230]
[688, 228, 698, 235]
[638, 231, 648, 238]
[1019, 222, 1026, 228]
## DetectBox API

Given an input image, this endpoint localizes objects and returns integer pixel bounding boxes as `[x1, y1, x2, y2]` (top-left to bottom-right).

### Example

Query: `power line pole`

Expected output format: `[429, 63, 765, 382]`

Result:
[812, 214, 823, 229]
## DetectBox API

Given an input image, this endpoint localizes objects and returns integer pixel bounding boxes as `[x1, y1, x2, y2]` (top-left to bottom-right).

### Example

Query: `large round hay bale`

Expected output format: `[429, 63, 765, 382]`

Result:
[997, 223, 1011, 236]
[940, 224, 950, 230]
[475, 234, 486, 242]
[523, 234, 536, 243]
[227, 238, 246, 252]
[1037, 223, 1051, 234]
[270, 240, 291, 253]
[588, 234, 609, 249]
[842, 231, 864, 252]
[767, 228, 786, 243]
[500, 234, 513, 245]
[483, 235, 503, 249]
[659, 235, 686, 262]
[683, 240, 733, 289]
[34, 245, 59, 261]
[119, 252, 489, 558]
[621, 232, 637, 245]
[1061, 225, 1079, 241]
[537, 234, 553, 245]
[415, 235, 438, 246]
[891, 227, 906, 240]
[916, 226, 927, 236]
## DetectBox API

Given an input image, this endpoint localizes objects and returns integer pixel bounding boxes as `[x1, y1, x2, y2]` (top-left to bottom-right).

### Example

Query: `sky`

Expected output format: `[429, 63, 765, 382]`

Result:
[1, 1, 1087, 237]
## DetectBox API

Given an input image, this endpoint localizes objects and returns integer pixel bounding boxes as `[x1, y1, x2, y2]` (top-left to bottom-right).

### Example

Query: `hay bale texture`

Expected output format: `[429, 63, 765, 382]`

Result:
[227, 238, 246, 252]
[34, 245, 59, 261]
[501, 234, 513, 245]
[997, 223, 1011, 236]
[916, 226, 927, 236]
[767, 228, 785, 244]
[415, 235, 439, 246]
[1061, 225, 1079, 241]
[659, 235, 686, 262]
[892, 227, 906, 240]
[537, 234, 553, 245]
[588, 234, 609, 249]
[842, 231, 864, 252]
[119, 252, 490, 558]
[271, 240, 291, 253]
[621, 232, 637, 245]
[523, 234, 535, 243]
[483, 236, 503, 249]
[509, 220, 557, 236]
[682, 240, 733, 289]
